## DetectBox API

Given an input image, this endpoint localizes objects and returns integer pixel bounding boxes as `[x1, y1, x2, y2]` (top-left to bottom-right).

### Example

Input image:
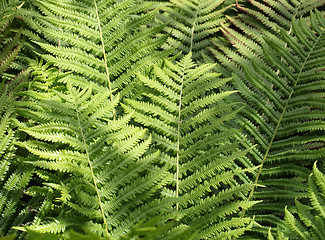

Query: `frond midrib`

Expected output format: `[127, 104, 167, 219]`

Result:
[73, 95, 109, 237]
[93, 0, 115, 120]
[175, 59, 186, 212]
[244, 21, 324, 213]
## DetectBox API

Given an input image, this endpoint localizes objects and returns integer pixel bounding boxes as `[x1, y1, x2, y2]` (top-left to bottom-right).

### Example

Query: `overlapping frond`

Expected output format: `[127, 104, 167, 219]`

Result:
[21, 0, 170, 98]
[268, 161, 325, 240]
[208, 0, 325, 72]
[15, 65, 171, 238]
[0, 1, 29, 88]
[0, 3, 37, 237]
[2, 0, 325, 238]
[0, 86, 35, 238]
[22, 215, 191, 240]
[156, 0, 235, 61]
[123, 53, 258, 239]
[211, 8, 325, 238]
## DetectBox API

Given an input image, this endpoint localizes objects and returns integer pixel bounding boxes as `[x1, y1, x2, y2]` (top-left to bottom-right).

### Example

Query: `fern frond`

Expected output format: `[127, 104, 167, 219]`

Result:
[16, 64, 171, 238]
[156, 0, 234, 60]
[268, 162, 325, 240]
[0, 89, 36, 238]
[0, 1, 29, 90]
[212, 7, 325, 238]
[21, 0, 171, 98]
[0, 3, 39, 237]
[209, 0, 325, 76]
[123, 53, 257, 239]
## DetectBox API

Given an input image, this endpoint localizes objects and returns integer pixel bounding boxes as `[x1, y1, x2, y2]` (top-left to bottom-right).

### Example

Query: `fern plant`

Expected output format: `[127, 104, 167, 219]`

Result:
[21, 0, 170, 98]
[0, 86, 36, 239]
[210, 7, 325, 238]
[0, 2, 39, 238]
[268, 161, 325, 240]
[13, 58, 176, 238]
[155, 0, 236, 61]
[20, 215, 188, 240]
[208, 0, 325, 70]
[123, 53, 258, 239]
[2, 0, 325, 239]
[11, 53, 259, 239]
[0, 0, 28, 86]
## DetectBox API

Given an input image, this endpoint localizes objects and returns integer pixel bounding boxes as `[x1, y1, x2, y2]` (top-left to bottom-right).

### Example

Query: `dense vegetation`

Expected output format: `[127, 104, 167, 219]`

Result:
[0, 0, 324, 239]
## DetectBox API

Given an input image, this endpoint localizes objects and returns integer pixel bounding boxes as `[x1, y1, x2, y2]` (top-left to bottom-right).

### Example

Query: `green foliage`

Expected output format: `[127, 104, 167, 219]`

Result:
[211, 4, 325, 237]
[14, 62, 172, 238]
[156, 0, 235, 60]
[0, 0, 26, 82]
[268, 162, 325, 240]
[21, 0, 171, 97]
[209, 0, 325, 70]
[12, 53, 256, 239]
[1, 0, 325, 239]
[0, 2, 37, 238]
[123, 53, 258, 239]
[0, 86, 34, 238]
[17, 216, 185, 240]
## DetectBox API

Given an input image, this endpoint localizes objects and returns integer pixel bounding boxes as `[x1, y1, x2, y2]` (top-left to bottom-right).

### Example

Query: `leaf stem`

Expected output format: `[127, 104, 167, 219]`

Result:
[189, 11, 197, 53]
[94, 0, 115, 119]
[75, 103, 110, 237]
[176, 61, 186, 211]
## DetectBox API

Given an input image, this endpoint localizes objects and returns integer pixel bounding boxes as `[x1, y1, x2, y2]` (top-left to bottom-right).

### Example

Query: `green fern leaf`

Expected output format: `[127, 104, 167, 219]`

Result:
[209, 0, 325, 75]
[21, 0, 171, 98]
[268, 162, 325, 240]
[156, 0, 234, 60]
[16, 64, 171, 238]
[0, 3, 39, 237]
[123, 53, 258, 239]
[212, 7, 325, 237]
